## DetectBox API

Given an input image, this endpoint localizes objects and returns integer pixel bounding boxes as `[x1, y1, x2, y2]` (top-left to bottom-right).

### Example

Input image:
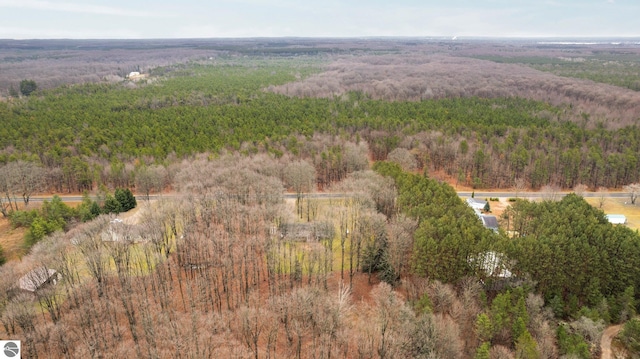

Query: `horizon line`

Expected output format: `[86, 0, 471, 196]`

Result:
[2, 35, 640, 41]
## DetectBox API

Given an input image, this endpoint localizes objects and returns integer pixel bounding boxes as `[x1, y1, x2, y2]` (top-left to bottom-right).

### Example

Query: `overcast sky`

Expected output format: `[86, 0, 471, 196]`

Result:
[0, 0, 637, 39]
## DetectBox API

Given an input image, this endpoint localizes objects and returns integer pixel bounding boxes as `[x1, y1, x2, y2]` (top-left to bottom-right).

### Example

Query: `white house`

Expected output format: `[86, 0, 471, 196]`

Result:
[606, 214, 627, 225]
[466, 198, 488, 211]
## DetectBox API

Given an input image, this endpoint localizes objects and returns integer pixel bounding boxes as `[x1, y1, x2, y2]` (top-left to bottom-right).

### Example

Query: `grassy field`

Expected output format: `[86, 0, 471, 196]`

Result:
[585, 197, 640, 231]
[0, 201, 84, 261]
[0, 201, 49, 261]
[0, 216, 27, 260]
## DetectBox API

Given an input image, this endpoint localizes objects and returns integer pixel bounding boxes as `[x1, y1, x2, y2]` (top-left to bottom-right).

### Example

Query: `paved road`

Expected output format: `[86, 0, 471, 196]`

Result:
[27, 190, 631, 203]
[457, 191, 629, 199]
[29, 194, 171, 202]
[30, 195, 89, 202]
[28, 193, 344, 202]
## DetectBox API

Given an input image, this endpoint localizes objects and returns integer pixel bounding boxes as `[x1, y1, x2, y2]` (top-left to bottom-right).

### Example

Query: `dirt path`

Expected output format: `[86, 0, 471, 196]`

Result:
[120, 200, 155, 225]
[601, 324, 623, 359]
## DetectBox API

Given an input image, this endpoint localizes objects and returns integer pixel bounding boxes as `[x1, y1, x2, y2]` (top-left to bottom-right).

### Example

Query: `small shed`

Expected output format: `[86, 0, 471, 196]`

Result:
[466, 198, 488, 211]
[18, 267, 60, 292]
[606, 214, 627, 225]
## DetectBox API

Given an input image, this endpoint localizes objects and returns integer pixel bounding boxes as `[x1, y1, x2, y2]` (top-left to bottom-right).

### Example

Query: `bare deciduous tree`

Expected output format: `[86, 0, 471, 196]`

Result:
[11, 161, 45, 205]
[0, 166, 18, 216]
[512, 177, 527, 199]
[0, 161, 45, 215]
[540, 184, 561, 202]
[570, 316, 605, 355]
[343, 141, 370, 173]
[75, 217, 110, 297]
[370, 282, 412, 359]
[526, 293, 557, 359]
[596, 186, 608, 208]
[2, 294, 37, 355]
[45, 167, 65, 193]
[490, 345, 516, 359]
[135, 164, 168, 201]
[387, 147, 418, 171]
[573, 183, 588, 197]
[284, 160, 316, 219]
[332, 170, 396, 218]
[236, 305, 272, 359]
[387, 215, 417, 280]
[624, 183, 640, 205]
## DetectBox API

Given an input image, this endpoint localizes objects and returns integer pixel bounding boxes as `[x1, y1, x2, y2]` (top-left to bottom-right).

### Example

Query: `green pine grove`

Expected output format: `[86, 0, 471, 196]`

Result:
[1, 59, 639, 191]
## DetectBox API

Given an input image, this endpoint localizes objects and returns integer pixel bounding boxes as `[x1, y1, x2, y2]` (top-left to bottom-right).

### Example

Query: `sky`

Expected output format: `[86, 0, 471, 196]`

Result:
[0, 0, 638, 39]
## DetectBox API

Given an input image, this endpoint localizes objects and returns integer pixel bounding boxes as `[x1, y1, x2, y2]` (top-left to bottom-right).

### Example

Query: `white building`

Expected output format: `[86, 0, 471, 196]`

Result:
[606, 214, 627, 225]
[466, 197, 488, 211]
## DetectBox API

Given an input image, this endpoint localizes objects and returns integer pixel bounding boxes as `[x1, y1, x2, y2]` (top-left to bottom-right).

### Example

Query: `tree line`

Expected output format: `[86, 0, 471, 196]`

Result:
[1, 59, 640, 193]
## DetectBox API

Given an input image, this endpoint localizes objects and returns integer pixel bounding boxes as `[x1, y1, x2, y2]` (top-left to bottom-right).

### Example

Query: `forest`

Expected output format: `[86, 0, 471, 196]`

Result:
[1, 38, 640, 358]
[2, 55, 640, 192]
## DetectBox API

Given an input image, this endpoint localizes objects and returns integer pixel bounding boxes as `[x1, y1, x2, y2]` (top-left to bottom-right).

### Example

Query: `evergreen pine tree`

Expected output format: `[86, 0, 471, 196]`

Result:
[0, 244, 5, 266]
[124, 188, 137, 210]
[103, 194, 122, 214]
[114, 188, 137, 211]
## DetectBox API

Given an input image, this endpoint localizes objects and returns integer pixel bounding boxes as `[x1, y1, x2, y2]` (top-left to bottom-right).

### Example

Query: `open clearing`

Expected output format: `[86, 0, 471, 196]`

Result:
[0, 217, 26, 261]
[0, 201, 50, 261]
[585, 197, 640, 231]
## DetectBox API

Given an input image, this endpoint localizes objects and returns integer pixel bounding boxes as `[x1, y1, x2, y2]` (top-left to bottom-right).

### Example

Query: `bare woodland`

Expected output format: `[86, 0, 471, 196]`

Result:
[270, 53, 640, 129]
[1, 38, 638, 358]
[5, 38, 640, 131]
[1, 151, 612, 358]
[0, 39, 224, 95]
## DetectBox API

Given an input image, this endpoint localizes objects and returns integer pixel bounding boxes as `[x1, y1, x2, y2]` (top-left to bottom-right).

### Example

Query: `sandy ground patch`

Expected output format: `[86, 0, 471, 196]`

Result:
[601, 324, 623, 359]
[115, 200, 156, 225]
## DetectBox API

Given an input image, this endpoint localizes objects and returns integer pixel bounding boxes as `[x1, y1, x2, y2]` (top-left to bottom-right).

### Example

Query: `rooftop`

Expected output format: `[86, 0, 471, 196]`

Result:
[605, 214, 627, 224]
[480, 215, 499, 230]
[18, 267, 59, 292]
